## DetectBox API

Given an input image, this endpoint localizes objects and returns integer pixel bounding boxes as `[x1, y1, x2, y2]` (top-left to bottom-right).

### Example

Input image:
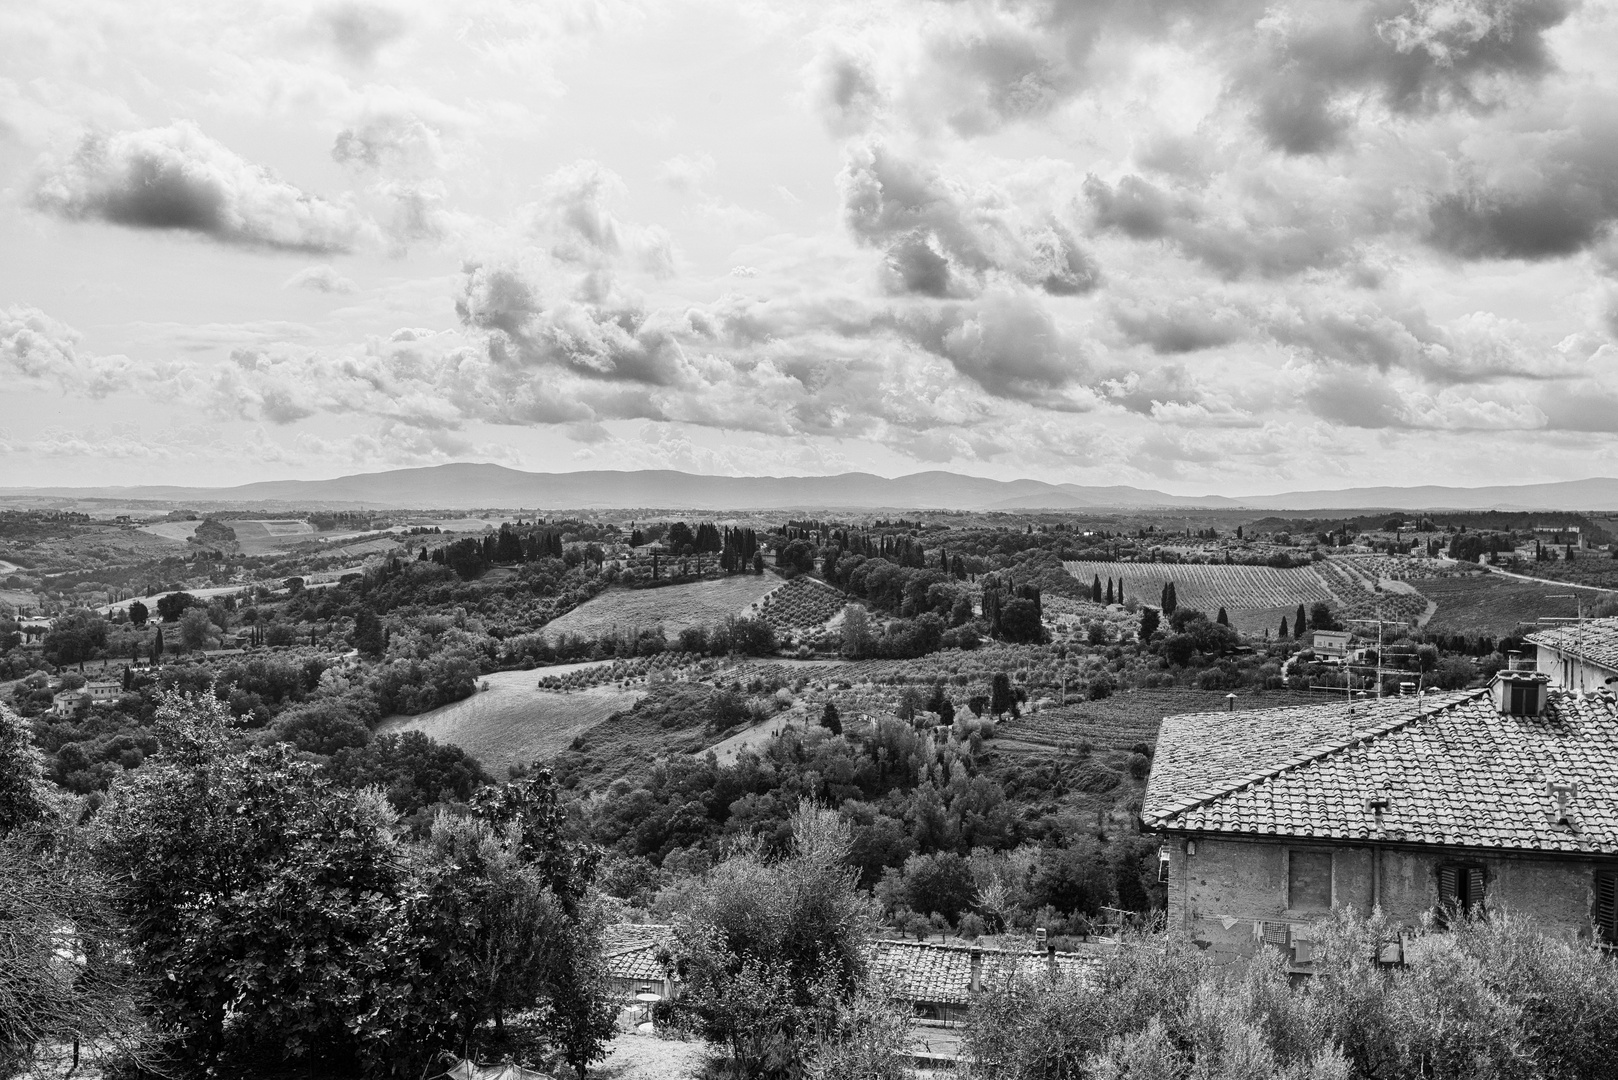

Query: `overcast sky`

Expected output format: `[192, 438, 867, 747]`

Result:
[3, 0, 1618, 494]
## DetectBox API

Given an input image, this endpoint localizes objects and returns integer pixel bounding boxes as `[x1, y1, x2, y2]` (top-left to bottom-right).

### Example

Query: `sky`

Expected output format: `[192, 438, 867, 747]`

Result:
[4, 0, 1618, 495]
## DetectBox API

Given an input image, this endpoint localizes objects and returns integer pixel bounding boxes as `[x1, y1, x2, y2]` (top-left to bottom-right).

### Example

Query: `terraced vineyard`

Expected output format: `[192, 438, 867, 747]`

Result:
[1064, 561, 1340, 636]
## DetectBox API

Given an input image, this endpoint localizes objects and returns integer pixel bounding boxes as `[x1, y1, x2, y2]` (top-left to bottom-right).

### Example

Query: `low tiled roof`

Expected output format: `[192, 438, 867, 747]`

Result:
[868, 940, 1096, 1006]
[605, 942, 672, 983]
[602, 923, 672, 956]
[1145, 688, 1618, 855]
[1527, 618, 1618, 674]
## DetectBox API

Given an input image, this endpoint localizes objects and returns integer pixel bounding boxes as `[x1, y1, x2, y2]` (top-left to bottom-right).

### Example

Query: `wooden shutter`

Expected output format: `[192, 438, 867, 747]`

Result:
[1597, 873, 1618, 944]
[1438, 865, 1458, 904]
[1465, 867, 1486, 912]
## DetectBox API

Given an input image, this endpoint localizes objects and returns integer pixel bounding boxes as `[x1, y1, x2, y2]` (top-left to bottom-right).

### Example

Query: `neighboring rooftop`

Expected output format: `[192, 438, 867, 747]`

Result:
[868, 940, 1098, 1006]
[1145, 688, 1618, 855]
[1527, 618, 1618, 672]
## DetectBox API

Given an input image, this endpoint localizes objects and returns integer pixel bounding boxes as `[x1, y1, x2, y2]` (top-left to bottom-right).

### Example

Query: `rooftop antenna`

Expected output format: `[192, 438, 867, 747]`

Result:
[1542, 593, 1589, 691]
[1348, 607, 1405, 700]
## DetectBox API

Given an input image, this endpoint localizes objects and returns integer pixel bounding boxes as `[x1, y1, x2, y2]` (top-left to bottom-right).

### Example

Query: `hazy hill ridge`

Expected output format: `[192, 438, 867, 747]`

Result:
[7, 464, 1618, 512]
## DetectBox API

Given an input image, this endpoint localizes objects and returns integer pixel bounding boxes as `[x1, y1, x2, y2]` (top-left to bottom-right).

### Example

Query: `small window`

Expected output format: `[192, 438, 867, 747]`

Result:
[1437, 864, 1486, 917]
[1596, 872, 1617, 946]
[1288, 851, 1333, 911]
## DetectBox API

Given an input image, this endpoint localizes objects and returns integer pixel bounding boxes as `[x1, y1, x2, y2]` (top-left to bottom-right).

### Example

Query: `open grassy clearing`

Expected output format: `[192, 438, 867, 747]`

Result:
[1420, 573, 1600, 636]
[541, 576, 785, 638]
[138, 521, 199, 542]
[379, 666, 642, 774]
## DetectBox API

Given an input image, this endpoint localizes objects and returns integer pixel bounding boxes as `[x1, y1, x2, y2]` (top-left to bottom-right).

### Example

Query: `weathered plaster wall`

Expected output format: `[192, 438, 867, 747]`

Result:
[1163, 834, 1610, 965]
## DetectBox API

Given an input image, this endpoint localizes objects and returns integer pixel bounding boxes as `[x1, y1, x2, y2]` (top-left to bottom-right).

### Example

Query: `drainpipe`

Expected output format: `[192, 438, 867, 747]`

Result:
[1371, 844, 1381, 913]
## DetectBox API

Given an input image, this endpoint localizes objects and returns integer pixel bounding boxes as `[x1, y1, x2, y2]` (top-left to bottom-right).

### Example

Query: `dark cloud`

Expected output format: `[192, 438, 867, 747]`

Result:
[1302, 370, 1409, 427]
[1427, 103, 1618, 260]
[1239, 0, 1572, 154]
[32, 124, 361, 253]
[321, 2, 407, 66]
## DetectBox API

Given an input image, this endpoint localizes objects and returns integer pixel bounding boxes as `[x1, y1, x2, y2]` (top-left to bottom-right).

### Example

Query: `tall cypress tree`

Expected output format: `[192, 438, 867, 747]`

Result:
[1279, 615, 1290, 638]
[1295, 603, 1307, 636]
[1091, 575, 1102, 602]
[1104, 579, 1114, 605]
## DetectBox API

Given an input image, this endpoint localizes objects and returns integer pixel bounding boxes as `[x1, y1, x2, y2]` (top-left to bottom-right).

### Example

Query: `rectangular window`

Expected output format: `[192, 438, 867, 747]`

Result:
[1437, 864, 1486, 916]
[1288, 851, 1333, 911]
[1596, 872, 1617, 946]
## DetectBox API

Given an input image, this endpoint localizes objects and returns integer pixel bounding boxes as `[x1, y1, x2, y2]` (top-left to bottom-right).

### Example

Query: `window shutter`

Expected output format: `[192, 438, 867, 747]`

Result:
[1597, 873, 1618, 944]
[1466, 867, 1486, 911]
[1438, 865, 1458, 903]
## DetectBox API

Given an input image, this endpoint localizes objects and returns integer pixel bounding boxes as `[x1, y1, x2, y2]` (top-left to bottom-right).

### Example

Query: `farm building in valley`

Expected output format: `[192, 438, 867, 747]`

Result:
[51, 679, 123, 716]
[1527, 617, 1618, 692]
[1143, 671, 1618, 968]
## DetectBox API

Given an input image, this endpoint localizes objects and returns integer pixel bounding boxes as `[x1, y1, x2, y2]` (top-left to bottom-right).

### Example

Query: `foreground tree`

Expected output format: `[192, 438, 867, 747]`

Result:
[0, 705, 152, 1077]
[91, 693, 614, 1078]
[671, 801, 879, 1080]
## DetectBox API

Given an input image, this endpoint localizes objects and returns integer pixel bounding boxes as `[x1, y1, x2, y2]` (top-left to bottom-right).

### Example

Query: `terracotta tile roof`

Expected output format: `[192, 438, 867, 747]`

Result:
[602, 923, 672, 956]
[1527, 618, 1618, 673]
[867, 940, 1095, 1006]
[604, 942, 672, 983]
[1144, 688, 1618, 855]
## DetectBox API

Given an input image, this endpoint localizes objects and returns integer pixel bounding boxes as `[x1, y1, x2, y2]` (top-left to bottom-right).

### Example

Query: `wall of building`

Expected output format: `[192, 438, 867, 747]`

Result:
[1163, 834, 1612, 965]
[1534, 645, 1617, 692]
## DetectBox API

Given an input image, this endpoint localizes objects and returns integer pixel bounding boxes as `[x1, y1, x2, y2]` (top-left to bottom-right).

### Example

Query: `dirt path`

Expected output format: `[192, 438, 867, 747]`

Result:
[1480, 566, 1617, 593]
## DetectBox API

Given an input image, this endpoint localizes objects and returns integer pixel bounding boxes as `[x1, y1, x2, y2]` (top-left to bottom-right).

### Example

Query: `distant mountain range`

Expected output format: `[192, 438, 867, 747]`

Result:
[5, 464, 1618, 513]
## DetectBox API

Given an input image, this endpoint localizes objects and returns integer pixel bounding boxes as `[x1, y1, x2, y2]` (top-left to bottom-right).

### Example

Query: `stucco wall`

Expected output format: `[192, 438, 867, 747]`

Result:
[1534, 645, 1617, 692]
[1163, 834, 1611, 965]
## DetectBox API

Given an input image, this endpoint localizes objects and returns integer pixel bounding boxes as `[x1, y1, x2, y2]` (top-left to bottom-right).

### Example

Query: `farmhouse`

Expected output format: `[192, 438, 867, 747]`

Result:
[51, 679, 123, 716]
[1143, 671, 1618, 969]
[1527, 617, 1618, 692]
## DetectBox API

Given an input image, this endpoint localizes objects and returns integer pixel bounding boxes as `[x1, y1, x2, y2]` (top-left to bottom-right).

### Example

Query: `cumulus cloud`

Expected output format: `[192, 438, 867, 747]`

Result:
[840, 143, 1099, 297]
[894, 289, 1090, 403]
[332, 111, 443, 173]
[0, 306, 145, 398]
[283, 265, 356, 293]
[33, 122, 364, 253]
[533, 161, 676, 277]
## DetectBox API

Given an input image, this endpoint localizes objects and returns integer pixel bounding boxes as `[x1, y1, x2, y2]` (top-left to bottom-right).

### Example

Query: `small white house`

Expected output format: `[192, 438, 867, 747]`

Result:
[1310, 630, 1351, 659]
[1527, 618, 1618, 692]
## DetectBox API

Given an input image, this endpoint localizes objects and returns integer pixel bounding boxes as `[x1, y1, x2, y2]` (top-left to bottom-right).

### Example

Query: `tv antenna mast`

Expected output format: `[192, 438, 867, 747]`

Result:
[1542, 594, 1589, 691]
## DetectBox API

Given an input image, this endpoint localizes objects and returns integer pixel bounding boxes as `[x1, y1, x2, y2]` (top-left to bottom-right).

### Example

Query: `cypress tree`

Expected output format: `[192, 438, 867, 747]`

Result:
[1279, 615, 1290, 638]
[1295, 603, 1307, 636]
[1216, 607, 1228, 626]
[1091, 575, 1103, 603]
[1104, 579, 1114, 605]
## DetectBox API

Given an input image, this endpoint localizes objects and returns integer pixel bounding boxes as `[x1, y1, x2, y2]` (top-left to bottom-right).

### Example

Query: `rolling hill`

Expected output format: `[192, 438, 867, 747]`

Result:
[7, 464, 1618, 512]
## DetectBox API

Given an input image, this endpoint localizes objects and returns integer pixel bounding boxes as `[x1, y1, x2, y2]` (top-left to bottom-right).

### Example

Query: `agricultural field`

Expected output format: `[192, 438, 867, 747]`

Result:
[138, 521, 199, 542]
[1420, 573, 1600, 636]
[749, 576, 847, 631]
[1064, 560, 1340, 637]
[539, 575, 785, 638]
[996, 687, 1322, 759]
[378, 666, 642, 774]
